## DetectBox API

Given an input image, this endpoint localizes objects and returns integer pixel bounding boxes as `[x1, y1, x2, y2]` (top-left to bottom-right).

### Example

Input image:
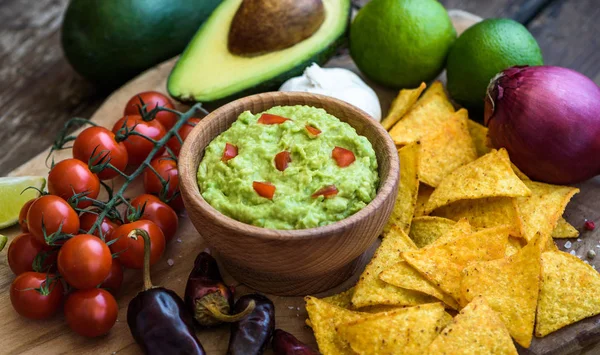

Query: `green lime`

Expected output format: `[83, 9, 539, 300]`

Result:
[0, 176, 46, 229]
[350, 0, 456, 89]
[446, 18, 543, 112]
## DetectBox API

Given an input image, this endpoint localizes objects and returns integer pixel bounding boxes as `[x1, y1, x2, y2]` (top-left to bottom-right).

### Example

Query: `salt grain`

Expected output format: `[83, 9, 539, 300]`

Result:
[565, 241, 572, 249]
[288, 306, 294, 310]
[177, 238, 182, 243]
[167, 258, 175, 266]
[577, 238, 582, 242]
[570, 250, 577, 256]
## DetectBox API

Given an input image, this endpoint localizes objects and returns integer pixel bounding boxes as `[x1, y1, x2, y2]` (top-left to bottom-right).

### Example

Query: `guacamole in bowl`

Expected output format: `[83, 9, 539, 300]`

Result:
[197, 105, 379, 230]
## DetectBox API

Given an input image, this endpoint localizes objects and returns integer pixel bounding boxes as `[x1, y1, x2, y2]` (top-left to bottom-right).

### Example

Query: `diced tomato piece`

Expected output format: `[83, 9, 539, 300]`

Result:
[305, 125, 321, 136]
[311, 185, 338, 198]
[332, 147, 355, 167]
[274, 151, 291, 172]
[222, 143, 238, 162]
[258, 114, 290, 125]
[253, 181, 276, 200]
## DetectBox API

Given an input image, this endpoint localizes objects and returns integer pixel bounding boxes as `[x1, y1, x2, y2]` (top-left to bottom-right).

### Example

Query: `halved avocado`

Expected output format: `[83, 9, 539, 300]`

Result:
[167, 0, 350, 105]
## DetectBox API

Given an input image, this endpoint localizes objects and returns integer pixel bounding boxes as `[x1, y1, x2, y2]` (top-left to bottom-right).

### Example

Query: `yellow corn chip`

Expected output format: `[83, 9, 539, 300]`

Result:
[381, 82, 427, 130]
[510, 162, 530, 181]
[467, 119, 492, 157]
[552, 217, 579, 238]
[536, 250, 600, 337]
[429, 218, 473, 247]
[352, 226, 436, 308]
[516, 180, 579, 242]
[426, 296, 518, 355]
[433, 197, 523, 236]
[424, 149, 531, 214]
[321, 287, 355, 309]
[384, 143, 420, 234]
[408, 216, 457, 248]
[336, 303, 449, 355]
[417, 81, 446, 104]
[380, 261, 459, 309]
[505, 236, 524, 257]
[419, 109, 478, 187]
[402, 225, 510, 302]
[389, 85, 455, 146]
[460, 234, 546, 348]
[414, 184, 435, 217]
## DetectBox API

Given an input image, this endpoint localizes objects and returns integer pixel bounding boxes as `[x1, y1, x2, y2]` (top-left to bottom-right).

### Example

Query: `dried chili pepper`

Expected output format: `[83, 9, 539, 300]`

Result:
[227, 294, 275, 355]
[272, 329, 318, 355]
[184, 252, 255, 326]
[127, 229, 205, 355]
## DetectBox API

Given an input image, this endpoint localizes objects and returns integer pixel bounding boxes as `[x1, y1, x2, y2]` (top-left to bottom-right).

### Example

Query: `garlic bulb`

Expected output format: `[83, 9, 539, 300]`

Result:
[279, 63, 382, 121]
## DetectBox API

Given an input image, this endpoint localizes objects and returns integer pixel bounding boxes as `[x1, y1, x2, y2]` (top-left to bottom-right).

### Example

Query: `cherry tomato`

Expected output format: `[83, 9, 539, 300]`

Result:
[79, 211, 120, 240]
[312, 185, 338, 198]
[108, 220, 165, 269]
[73, 126, 128, 180]
[10, 272, 64, 320]
[165, 117, 202, 156]
[144, 157, 180, 204]
[124, 91, 177, 129]
[222, 143, 238, 162]
[258, 113, 290, 124]
[253, 181, 276, 200]
[8, 233, 46, 275]
[332, 147, 356, 167]
[48, 159, 100, 208]
[64, 288, 118, 337]
[112, 115, 166, 166]
[27, 195, 80, 245]
[100, 258, 124, 295]
[130, 194, 179, 242]
[58, 234, 112, 290]
[18, 199, 36, 232]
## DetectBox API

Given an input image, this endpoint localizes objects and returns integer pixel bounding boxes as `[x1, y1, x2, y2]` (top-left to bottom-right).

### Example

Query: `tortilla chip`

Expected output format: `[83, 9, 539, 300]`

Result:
[321, 287, 355, 309]
[426, 296, 518, 355]
[402, 225, 510, 302]
[384, 143, 420, 234]
[433, 197, 523, 236]
[510, 163, 530, 181]
[419, 109, 478, 187]
[336, 303, 449, 355]
[506, 236, 524, 257]
[388, 84, 455, 146]
[414, 184, 435, 217]
[381, 82, 427, 130]
[467, 119, 492, 157]
[305, 296, 367, 355]
[552, 217, 579, 238]
[460, 234, 546, 348]
[429, 218, 473, 247]
[424, 149, 531, 214]
[408, 216, 457, 248]
[417, 81, 446, 104]
[352, 226, 436, 308]
[516, 181, 579, 242]
[536, 250, 600, 337]
[380, 261, 459, 309]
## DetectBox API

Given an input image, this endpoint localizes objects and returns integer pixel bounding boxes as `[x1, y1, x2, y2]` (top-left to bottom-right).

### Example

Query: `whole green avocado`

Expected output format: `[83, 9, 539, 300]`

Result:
[61, 0, 222, 89]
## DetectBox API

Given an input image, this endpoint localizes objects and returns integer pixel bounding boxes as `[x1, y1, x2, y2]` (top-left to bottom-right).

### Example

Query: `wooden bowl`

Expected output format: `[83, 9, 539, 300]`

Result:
[179, 92, 399, 296]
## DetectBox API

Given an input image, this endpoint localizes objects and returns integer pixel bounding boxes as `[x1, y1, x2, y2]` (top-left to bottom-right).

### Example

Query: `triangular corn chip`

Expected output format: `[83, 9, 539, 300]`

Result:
[321, 287, 355, 309]
[424, 149, 531, 214]
[552, 217, 579, 238]
[336, 303, 449, 355]
[505, 236, 524, 257]
[402, 225, 510, 302]
[384, 143, 420, 234]
[510, 162, 530, 181]
[460, 234, 546, 348]
[352, 226, 435, 308]
[467, 119, 492, 157]
[408, 216, 457, 248]
[381, 82, 426, 130]
[419, 109, 478, 187]
[414, 184, 435, 217]
[535, 251, 600, 337]
[429, 218, 473, 247]
[426, 297, 518, 355]
[516, 180, 579, 241]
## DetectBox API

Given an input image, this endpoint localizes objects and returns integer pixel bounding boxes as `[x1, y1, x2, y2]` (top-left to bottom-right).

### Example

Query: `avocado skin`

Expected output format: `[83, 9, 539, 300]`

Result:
[61, 0, 221, 89]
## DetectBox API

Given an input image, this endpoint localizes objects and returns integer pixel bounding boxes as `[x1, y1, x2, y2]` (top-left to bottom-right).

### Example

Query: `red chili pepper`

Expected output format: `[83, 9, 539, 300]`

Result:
[274, 151, 291, 172]
[222, 143, 238, 162]
[332, 147, 355, 167]
[253, 182, 276, 200]
[305, 125, 321, 136]
[311, 185, 338, 198]
[257, 114, 290, 125]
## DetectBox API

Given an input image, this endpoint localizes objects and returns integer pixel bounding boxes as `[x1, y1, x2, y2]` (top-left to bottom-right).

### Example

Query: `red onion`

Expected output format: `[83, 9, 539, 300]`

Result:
[485, 65, 600, 184]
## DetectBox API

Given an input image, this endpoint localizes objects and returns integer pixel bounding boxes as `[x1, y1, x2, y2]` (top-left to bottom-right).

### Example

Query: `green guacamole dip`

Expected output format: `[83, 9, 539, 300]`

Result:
[197, 105, 379, 230]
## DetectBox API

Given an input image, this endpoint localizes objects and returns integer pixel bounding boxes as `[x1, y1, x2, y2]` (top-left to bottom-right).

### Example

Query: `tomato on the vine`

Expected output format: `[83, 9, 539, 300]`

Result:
[112, 115, 166, 166]
[79, 211, 120, 240]
[72, 126, 128, 180]
[166, 117, 202, 156]
[27, 195, 80, 245]
[57, 234, 112, 290]
[18, 199, 36, 232]
[130, 194, 179, 242]
[100, 258, 123, 295]
[64, 288, 118, 337]
[124, 91, 177, 130]
[143, 157, 182, 210]
[48, 159, 100, 208]
[10, 272, 64, 320]
[108, 220, 165, 269]
[8, 233, 46, 275]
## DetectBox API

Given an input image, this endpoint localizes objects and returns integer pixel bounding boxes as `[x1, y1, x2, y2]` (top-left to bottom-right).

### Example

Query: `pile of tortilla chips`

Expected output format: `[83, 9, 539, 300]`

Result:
[305, 82, 600, 354]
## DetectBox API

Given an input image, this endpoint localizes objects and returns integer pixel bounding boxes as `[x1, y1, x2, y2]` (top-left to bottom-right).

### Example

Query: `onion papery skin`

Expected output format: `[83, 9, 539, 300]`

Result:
[485, 65, 600, 184]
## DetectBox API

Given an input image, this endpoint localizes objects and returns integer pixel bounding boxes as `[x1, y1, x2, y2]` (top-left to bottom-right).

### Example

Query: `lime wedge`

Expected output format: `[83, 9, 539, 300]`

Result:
[0, 176, 46, 229]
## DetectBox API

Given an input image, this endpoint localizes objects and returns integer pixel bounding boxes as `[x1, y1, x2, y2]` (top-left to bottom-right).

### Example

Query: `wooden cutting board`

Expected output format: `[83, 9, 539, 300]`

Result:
[1, 10, 599, 355]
